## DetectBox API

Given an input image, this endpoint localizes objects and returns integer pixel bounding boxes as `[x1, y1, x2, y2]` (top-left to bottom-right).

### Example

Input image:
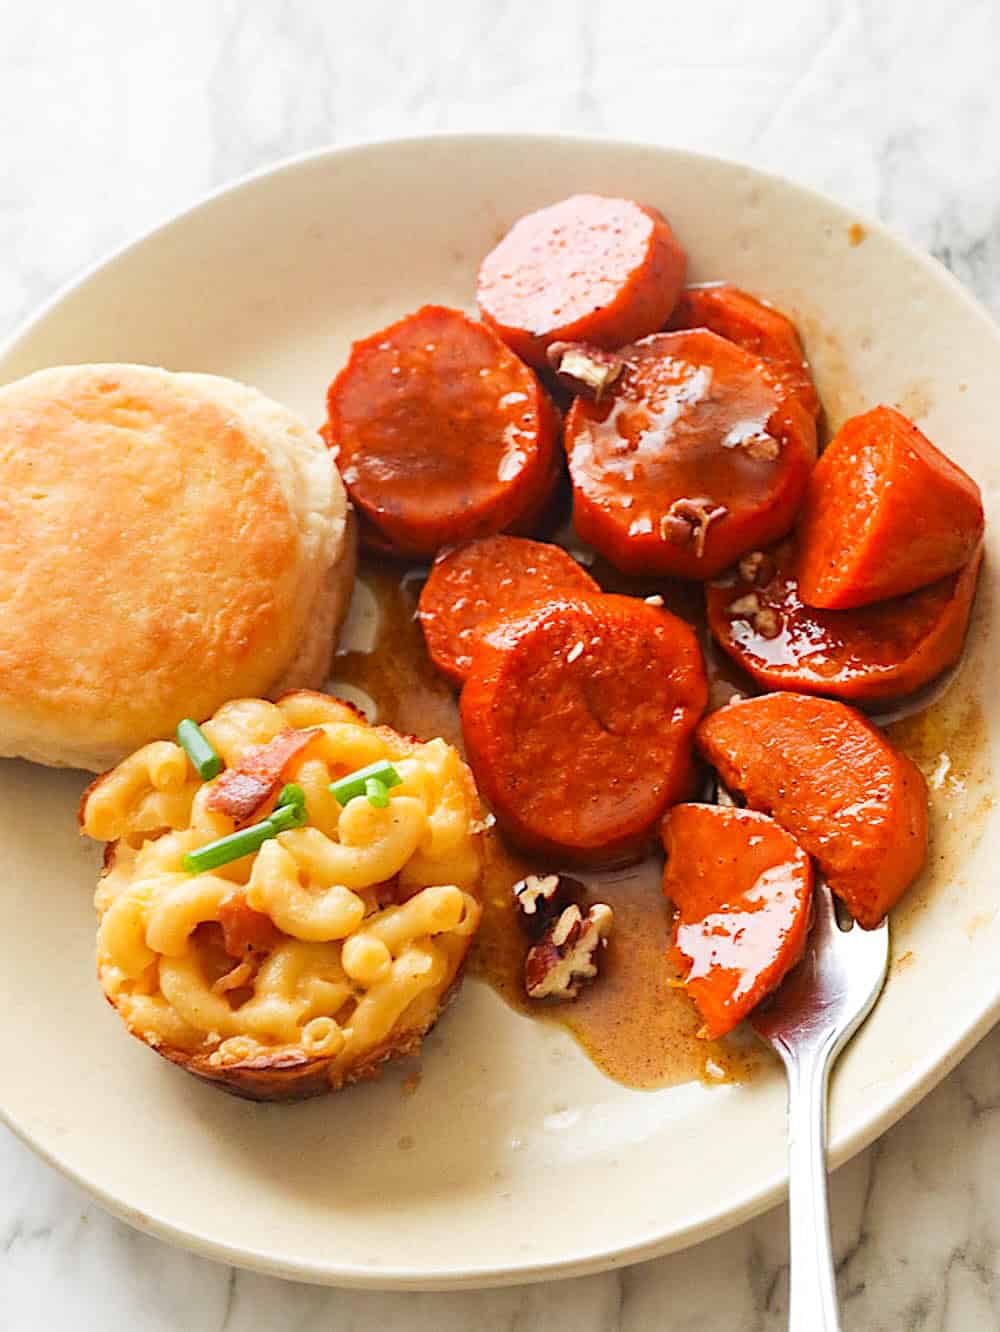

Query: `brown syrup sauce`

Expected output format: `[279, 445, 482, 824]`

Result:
[328, 540, 990, 1091]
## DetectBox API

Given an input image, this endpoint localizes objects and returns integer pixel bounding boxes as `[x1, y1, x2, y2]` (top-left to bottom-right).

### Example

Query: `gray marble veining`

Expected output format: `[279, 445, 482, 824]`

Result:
[2, 1, 999, 1327]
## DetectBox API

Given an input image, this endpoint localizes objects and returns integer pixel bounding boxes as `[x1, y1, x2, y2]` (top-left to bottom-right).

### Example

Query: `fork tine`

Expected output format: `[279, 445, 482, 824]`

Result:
[815, 880, 889, 961]
[810, 877, 838, 942]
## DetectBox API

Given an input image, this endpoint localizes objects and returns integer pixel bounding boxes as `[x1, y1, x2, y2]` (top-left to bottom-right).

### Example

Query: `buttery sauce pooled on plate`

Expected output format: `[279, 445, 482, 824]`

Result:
[330, 560, 763, 1090]
[329, 556, 991, 1091]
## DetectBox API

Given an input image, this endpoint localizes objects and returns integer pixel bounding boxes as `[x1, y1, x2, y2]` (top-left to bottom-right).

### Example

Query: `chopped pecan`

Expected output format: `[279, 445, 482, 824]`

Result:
[546, 341, 625, 401]
[741, 431, 781, 462]
[752, 606, 782, 639]
[727, 591, 782, 640]
[524, 903, 614, 1000]
[513, 873, 582, 938]
[737, 551, 776, 587]
[659, 497, 728, 559]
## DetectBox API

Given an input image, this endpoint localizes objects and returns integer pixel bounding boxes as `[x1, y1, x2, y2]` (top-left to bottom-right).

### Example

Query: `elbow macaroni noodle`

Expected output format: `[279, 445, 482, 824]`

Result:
[84, 692, 483, 1083]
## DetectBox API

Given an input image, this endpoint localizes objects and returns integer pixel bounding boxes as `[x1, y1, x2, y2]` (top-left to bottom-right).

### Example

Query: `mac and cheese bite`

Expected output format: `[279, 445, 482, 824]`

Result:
[81, 691, 483, 1101]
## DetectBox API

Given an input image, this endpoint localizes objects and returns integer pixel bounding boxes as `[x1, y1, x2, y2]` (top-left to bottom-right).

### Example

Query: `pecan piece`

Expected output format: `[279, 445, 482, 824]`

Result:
[524, 903, 614, 1000]
[659, 497, 728, 559]
[741, 431, 781, 462]
[513, 873, 582, 939]
[546, 341, 625, 401]
[738, 551, 776, 587]
[752, 606, 782, 639]
[727, 591, 783, 640]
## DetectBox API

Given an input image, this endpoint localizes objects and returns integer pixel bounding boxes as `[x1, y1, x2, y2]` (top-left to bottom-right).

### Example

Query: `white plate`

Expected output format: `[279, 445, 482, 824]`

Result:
[1, 135, 998, 1290]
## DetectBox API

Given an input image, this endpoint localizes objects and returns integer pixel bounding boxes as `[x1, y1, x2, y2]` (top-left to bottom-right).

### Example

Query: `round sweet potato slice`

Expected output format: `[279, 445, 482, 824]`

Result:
[706, 539, 983, 704]
[477, 193, 687, 369]
[565, 329, 816, 580]
[324, 304, 559, 558]
[667, 283, 819, 418]
[419, 535, 600, 686]
[460, 593, 708, 863]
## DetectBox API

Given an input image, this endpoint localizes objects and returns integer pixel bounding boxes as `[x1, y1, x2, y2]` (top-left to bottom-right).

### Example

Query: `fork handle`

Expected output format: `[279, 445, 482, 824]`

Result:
[783, 1043, 841, 1331]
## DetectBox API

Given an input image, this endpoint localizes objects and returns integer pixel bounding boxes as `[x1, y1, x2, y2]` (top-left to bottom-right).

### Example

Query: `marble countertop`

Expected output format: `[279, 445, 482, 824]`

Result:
[3, 2, 999, 1327]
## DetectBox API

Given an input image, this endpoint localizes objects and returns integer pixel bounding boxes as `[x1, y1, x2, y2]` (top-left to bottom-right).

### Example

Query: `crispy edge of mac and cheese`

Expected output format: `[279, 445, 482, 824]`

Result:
[81, 691, 483, 1100]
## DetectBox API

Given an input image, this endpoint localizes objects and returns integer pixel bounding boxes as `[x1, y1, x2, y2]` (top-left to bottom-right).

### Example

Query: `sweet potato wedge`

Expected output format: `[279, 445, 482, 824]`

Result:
[797, 406, 983, 609]
[697, 693, 928, 928]
[663, 804, 813, 1038]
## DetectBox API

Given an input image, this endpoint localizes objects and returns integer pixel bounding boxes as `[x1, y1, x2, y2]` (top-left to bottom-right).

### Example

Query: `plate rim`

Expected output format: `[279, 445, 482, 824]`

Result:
[2, 131, 999, 1289]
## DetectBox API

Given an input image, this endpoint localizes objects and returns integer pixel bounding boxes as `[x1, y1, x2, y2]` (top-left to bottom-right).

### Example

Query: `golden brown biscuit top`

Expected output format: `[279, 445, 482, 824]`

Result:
[0, 365, 339, 766]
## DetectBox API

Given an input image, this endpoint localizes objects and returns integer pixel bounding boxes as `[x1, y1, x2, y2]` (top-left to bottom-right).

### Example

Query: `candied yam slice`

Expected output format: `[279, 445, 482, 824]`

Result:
[697, 693, 927, 928]
[797, 406, 983, 609]
[668, 283, 819, 418]
[662, 803, 813, 1039]
[565, 329, 816, 580]
[706, 539, 982, 704]
[419, 535, 599, 686]
[477, 194, 686, 369]
[324, 305, 559, 558]
[461, 594, 707, 863]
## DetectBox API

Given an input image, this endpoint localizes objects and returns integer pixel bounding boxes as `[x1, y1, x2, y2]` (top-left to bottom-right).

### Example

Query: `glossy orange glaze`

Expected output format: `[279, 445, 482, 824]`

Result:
[477, 194, 687, 369]
[797, 406, 984, 609]
[324, 305, 559, 557]
[565, 329, 816, 579]
[662, 804, 813, 1039]
[706, 539, 983, 704]
[668, 283, 819, 418]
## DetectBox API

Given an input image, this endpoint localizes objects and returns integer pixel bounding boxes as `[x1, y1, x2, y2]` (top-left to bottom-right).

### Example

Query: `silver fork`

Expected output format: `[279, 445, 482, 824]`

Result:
[751, 880, 890, 1331]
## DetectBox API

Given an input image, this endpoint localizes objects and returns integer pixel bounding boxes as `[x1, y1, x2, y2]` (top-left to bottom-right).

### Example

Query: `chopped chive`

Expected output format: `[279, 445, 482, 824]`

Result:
[269, 800, 308, 831]
[276, 782, 306, 809]
[365, 777, 389, 808]
[183, 802, 307, 873]
[176, 718, 222, 781]
[184, 820, 279, 873]
[329, 759, 402, 805]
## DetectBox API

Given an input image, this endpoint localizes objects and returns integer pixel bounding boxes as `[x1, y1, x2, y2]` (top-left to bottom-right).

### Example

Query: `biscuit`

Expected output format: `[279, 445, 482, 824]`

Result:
[0, 364, 355, 769]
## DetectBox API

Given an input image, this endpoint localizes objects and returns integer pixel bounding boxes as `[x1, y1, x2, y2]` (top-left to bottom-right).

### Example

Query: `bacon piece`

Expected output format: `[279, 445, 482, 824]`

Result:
[205, 728, 321, 824]
[218, 890, 283, 958]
